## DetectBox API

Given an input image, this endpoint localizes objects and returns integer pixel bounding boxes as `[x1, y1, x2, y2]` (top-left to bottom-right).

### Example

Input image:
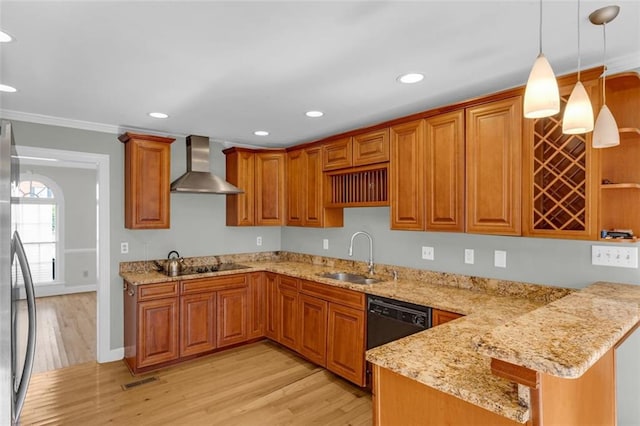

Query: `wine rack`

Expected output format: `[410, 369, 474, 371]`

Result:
[325, 165, 388, 207]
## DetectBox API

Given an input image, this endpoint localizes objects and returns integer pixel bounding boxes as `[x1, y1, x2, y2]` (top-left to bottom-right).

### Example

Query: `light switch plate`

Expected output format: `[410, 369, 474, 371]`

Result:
[422, 246, 434, 260]
[494, 250, 506, 268]
[592, 245, 638, 268]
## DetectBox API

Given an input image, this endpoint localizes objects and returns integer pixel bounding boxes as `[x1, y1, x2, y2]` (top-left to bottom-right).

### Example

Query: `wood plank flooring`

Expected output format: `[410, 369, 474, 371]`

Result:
[21, 341, 373, 425]
[16, 292, 96, 374]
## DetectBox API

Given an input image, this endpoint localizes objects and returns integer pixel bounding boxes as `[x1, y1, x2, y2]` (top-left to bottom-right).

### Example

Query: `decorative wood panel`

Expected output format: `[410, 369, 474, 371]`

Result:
[353, 128, 390, 166]
[264, 273, 279, 341]
[322, 137, 352, 170]
[247, 272, 265, 339]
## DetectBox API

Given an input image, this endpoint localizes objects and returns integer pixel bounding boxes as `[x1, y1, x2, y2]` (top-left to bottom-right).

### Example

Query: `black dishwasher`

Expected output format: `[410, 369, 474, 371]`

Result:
[366, 295, 432, 350]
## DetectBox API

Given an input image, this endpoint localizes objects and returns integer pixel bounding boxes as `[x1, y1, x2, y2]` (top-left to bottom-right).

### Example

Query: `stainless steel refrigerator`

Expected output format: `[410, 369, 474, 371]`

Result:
[1, 120, 37, 425]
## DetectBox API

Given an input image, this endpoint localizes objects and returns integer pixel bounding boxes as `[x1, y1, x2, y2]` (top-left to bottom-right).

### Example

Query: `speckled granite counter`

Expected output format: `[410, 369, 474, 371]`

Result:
[119, 252, 640, 424]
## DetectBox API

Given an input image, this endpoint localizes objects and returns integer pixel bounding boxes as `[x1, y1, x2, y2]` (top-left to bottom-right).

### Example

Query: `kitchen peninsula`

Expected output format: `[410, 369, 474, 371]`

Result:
[120, 251, 640, 425]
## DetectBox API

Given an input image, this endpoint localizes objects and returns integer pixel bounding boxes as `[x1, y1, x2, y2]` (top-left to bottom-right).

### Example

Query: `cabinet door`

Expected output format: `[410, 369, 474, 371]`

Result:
[138, 298, 179, 368]
[256, 151, 285, 225]
[466, 97, 522, 235]
[425, 111, 465, 232]
[323, 137, 352, 171]
[121, 134, 174, 229]
[390, 120, 425, 230]
[225, 149, 255, 226]
[247, 272, 265, 339]
[353, 128, 389, 166]
[278, 277, 299, 351]
[180, 292, 216, 357]
[217, 287, 248, 348]
[264, 273, 279, 340]
[432, 309, 463, 327]
[286, 149, 305, 226]
[299, 294, 328, 367]
[327, 303, 366, 386]
[303, 147, 325, 227]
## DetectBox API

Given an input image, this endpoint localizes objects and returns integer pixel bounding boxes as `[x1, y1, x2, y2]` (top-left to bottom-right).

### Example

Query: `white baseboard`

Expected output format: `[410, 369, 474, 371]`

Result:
[98, 347, 124, 363]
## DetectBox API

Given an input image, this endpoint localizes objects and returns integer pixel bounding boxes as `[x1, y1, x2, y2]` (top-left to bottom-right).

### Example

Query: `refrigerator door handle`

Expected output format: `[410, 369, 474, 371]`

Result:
[12, 231, 36, 421]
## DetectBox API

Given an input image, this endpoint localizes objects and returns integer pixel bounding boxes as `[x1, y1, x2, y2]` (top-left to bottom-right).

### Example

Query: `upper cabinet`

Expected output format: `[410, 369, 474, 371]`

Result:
[225, 148, 285, 226]
[425, 110, 465, 232]
[465, 96, 522, 236]
[118, 132, 175, 229]
[286, 147, 343, 227]
[322, 129, 389, 171]
[390, 120, 425, 230]
[522, 69, 601, 240]
[598, 72, 640, 240]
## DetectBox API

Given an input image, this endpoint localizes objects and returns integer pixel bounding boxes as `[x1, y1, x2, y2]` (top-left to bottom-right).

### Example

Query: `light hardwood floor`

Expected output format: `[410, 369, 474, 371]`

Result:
[21, 341, 373, 425]
[17, 292, 96, 374]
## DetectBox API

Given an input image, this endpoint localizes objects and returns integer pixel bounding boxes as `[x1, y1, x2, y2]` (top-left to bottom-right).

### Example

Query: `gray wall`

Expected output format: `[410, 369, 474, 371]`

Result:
[9, 120, 640, 424]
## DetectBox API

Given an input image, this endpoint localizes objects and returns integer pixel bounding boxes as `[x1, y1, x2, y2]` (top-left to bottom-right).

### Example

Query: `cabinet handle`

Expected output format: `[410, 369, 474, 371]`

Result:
[127, 285, 136, 297]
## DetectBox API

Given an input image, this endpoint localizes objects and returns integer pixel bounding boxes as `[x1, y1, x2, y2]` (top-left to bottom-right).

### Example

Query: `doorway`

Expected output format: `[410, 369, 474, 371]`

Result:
[13, 145, 111, 365]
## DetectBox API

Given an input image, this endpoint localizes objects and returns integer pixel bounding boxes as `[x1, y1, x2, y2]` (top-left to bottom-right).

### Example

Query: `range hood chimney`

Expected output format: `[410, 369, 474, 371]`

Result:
[170, 135, 243, 194]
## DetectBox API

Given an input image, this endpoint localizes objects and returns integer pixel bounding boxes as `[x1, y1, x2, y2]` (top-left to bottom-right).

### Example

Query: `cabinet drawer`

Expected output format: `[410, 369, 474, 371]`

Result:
[137, 282, 179, 301]
[181, 274, 247, 295]
[300, 280, 365, 310]
[278, 275, 299, 291]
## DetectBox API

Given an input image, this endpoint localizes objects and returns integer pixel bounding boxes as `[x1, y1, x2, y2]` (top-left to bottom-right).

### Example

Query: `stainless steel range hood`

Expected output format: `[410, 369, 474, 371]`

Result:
[170, 135, 243, 194]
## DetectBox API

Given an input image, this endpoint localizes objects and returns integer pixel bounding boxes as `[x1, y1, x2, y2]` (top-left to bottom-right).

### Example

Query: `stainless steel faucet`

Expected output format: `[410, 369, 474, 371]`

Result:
[348, 231, 374, 275]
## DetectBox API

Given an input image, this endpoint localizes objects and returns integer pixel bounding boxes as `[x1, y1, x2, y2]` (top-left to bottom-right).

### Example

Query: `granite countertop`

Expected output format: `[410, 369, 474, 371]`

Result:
[119, 252, 640, 424]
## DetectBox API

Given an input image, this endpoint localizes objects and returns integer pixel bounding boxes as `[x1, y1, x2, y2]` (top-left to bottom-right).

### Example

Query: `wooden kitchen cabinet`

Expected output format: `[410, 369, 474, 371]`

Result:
[299, 293, 328, 367]
[264, 272, 279, 341]
[217, 286, 248, 348]
[522, 68, 602, 240]
[124, 281, 180, 374]
[286, 147, 343, 227]
[225, 147, 285, 226]
[425, 110, 465, 232]
[247, 272, 265, 339]
[390, 120, 426, 230]
[327, 302, 366, 386]
[598, 72, 640, 239]
[322, 129, 389, 171]
[180, 292, 216, 357]
[277, 275, 300, 351]
[432, 308, 464, 326]
[466, 96, 522, 235]
[118, 132, 175, 229]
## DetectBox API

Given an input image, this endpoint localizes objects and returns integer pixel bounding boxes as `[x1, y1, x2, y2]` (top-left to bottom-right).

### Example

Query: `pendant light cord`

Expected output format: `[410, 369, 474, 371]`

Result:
[602, 22, 607, 104]
[577, 0, 582, 81]
[538, 0, 543, 55]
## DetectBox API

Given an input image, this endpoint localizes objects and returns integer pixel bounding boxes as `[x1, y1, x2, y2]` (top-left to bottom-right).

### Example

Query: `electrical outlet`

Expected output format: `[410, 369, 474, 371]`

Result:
[323, 239, 329, 250]
[256, 236, 262, 246]
[120, 242, 129, 254]
[464, 249, 474, 264]
[494, 250, 507, 268]
[421, 246, 434, 260]
[592, 245, 638, 268]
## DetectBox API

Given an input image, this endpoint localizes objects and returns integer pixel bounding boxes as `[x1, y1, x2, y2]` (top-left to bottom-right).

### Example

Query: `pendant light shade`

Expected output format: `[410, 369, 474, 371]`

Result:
[524, 53, 560, 118]
[592, 105, 620, 148]
[562, 81, 594, 134]
[523, 0, 559, 119]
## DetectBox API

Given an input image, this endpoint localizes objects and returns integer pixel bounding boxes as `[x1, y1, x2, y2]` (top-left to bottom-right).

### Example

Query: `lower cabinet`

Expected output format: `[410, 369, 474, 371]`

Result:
[217, 287, 248, 348]
[264, 272, 279, 340]
[247, 272, 265, 339]
[138, 297, 180, 368]
[277, 275, 300, 351]
[326, 303, 366, 386]
[432, 308, 464, 327]
[180, 292, 216, 357]
[299, 294, 328, 367]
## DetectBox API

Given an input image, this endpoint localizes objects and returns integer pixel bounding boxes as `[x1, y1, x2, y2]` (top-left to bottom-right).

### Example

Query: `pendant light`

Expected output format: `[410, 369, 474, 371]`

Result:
[524, 0, 559, 118]
[590, 5, 620, 148]
[562, 0, 594, 134]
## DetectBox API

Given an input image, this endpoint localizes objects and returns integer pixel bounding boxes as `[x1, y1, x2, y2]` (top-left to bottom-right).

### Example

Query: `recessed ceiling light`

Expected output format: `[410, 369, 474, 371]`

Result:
[0, 84, 17, 93]
[148, 112, 169, 119]
[397, 73, 424, 84]
[0, 31, 13, 43]
[305, 110, 324, 118]
[254, 130, 269, 136]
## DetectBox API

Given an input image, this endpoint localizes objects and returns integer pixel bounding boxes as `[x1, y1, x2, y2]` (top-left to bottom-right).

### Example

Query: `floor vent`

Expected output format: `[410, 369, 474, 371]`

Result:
[121, 376, 159, 390]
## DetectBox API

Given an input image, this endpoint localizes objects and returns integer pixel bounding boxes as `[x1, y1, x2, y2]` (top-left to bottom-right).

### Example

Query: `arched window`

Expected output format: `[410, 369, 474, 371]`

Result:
[11, 174, 64, 285]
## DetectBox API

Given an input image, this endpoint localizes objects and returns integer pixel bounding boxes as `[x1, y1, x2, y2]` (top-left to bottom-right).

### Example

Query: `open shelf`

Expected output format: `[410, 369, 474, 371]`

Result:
[600, 183, 640, 190]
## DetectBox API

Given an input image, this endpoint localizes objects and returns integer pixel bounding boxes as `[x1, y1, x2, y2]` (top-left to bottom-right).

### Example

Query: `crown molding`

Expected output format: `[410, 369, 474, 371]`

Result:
[606, 53, 640, 74]
[0, 109, 121, 134]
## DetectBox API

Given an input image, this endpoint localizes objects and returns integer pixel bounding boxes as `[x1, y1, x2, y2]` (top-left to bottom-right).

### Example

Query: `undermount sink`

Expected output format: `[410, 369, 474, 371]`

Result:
[318, 271, 382, 285]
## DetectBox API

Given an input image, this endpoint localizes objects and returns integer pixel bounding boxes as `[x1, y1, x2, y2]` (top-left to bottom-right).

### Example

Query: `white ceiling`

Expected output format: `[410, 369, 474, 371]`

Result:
[0, 1, 638, 148]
